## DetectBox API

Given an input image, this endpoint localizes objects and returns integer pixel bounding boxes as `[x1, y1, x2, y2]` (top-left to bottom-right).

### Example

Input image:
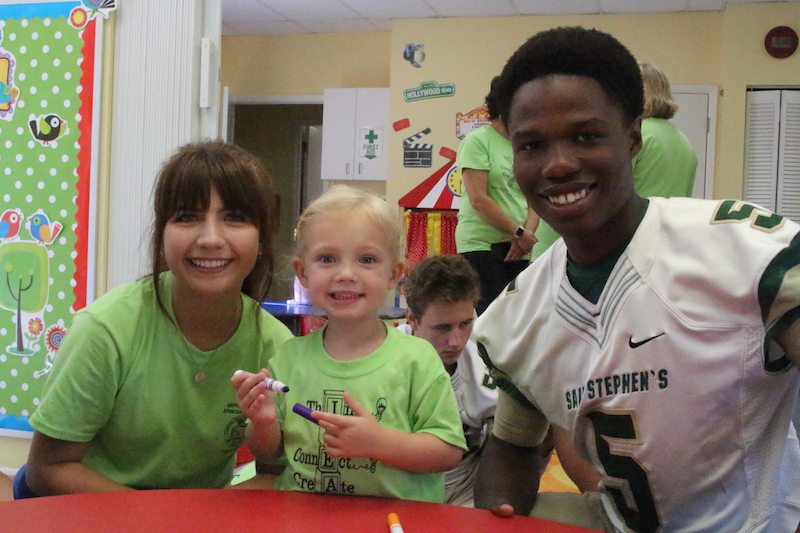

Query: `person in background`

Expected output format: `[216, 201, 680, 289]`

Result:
[456, 76, 539, 315]
[233, 185, 466, 503]
[528, 218, 560, 265]
[24, 141, 293, 496]
[473, 26, 800, 532]
[633, 63, 698, 198]
[400, 254, 497, 506]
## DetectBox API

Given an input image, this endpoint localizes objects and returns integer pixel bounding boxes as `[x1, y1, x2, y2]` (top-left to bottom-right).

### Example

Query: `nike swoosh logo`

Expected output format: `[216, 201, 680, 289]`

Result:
[628, 332, 665, 349]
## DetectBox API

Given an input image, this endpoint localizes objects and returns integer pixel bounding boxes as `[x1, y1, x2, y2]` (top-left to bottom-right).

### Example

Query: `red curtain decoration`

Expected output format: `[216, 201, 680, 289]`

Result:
[440, 212, 458, 255]
[403, 210, 458, 275]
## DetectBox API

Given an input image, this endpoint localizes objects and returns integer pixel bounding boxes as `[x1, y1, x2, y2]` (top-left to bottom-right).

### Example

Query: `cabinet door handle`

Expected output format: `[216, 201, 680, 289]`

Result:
[358, 163, 363, 175]
[346, 163, 350, 175]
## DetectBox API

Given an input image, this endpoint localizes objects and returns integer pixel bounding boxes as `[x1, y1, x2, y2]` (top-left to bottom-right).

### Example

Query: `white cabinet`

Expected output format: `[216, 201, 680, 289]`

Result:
[321, 88, 389, 181]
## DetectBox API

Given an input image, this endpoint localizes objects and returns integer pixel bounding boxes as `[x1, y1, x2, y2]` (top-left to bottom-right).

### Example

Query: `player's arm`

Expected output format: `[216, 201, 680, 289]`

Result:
[551, 425, 602, 493]
[474, 389, 550, 516]
[774, 320, 800, 366]
[760, 231, 800, 367]
[475, 434, 543, 516]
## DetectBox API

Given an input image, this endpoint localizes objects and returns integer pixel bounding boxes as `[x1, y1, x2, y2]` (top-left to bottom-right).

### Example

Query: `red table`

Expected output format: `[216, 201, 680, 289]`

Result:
[0, 489, 600, 532]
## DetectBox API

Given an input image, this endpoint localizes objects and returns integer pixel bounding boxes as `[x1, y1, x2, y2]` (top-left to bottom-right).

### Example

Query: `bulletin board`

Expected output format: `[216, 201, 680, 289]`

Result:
[0, 1, 109, 435]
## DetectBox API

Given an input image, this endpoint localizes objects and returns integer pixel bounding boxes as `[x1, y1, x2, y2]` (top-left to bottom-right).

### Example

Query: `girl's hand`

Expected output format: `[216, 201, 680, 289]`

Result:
[231, 368, 277, 425]
[314, 392, 384, 458]
[231, 369, 282, 462]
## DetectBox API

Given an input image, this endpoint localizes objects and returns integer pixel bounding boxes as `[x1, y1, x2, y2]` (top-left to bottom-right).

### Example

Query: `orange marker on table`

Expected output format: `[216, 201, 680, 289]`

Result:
[388, 512, 404, 533]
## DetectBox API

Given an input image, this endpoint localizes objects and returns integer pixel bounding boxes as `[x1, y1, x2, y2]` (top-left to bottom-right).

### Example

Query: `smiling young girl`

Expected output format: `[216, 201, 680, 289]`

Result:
[233, 185, 466, 503]
[24, 141, 293, 495]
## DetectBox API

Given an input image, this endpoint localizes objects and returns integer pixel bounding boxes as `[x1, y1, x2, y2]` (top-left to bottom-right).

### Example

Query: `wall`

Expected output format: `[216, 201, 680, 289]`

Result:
[717, 3, 800, 199]
[387, 12, 723, 206]
[222, 32, 392, 95]
[221, 4, 800, 210]
[223, 31, 393, 233]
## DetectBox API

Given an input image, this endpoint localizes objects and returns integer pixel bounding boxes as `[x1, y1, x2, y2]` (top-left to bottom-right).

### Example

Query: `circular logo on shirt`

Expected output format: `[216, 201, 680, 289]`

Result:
[224, 415, 248, 448]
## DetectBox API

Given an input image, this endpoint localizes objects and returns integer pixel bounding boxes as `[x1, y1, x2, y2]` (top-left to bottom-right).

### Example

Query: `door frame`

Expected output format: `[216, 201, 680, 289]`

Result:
[671, 85, 718, 199]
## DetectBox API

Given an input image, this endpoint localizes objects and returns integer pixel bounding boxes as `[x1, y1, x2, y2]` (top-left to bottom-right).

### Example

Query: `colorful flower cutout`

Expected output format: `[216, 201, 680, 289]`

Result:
[69, 7, 89, 29]
[28, 317, 43, 336]
[45, 325, 67, 353]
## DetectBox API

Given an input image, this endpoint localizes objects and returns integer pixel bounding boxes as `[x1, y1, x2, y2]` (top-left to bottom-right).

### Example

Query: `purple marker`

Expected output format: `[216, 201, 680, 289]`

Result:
[293, 403, 319, 425]
[233, 370, 290, 393]
[263, 377, 290, 393]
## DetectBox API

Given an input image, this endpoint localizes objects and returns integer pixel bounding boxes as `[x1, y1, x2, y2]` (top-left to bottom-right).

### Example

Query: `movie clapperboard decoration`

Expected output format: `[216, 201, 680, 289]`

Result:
[403, 128, 433, 168]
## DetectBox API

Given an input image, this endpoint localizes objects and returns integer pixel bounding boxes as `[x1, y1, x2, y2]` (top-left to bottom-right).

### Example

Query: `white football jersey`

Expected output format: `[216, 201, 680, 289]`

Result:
[475, 197, 800, 532]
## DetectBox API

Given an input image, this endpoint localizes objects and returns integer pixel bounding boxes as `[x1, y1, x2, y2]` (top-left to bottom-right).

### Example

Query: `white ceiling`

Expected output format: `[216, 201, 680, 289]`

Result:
[222, 0, 797, 36]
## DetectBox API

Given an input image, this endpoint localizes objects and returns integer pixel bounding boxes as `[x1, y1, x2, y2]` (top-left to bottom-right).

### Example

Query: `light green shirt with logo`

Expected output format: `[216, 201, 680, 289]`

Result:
[30, 272, 293, 489]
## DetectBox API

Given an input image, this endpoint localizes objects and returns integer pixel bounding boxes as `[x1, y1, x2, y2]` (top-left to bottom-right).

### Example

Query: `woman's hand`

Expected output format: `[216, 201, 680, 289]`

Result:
[231, 368, 277, 425]
[231, 369, 282, 462]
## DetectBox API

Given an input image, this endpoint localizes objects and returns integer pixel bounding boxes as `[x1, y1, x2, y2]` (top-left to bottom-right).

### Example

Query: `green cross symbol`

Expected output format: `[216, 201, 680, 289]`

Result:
[364, 130, 378, 143]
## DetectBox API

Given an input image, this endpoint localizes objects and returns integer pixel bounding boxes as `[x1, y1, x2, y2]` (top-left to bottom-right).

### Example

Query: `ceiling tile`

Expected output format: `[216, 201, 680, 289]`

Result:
[224, 20, 308, 36]
[223, 0, 285, 23]
[295, 18, 384, 33]
[368, 18, 393, 31]
[425, 0, 519, 17]
[339, 0, 438, 19]
[221, 0, 786, 36]
[513, 0, 602, 15]
[257, 0, 359, 20]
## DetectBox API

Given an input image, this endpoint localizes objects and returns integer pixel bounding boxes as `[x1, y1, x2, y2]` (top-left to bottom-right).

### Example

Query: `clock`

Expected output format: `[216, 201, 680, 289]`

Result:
[765, 26, 798, 59]
[446, 163, 462, 197]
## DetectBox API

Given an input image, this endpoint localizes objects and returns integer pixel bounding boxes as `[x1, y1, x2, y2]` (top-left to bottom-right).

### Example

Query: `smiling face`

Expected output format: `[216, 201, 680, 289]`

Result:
[163, 187, 259, 302]
[294, 211, 403, 324]
[508, 74, 646, 264]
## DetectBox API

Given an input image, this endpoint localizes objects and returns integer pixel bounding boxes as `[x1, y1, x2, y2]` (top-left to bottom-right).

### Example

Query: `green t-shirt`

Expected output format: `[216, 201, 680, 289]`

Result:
[29, 272, 293, 489]
[456, 125, 529, 253]
[270, 325, 467, 503]
[530, 219, 561, 263]
[632, 117, 698, 199]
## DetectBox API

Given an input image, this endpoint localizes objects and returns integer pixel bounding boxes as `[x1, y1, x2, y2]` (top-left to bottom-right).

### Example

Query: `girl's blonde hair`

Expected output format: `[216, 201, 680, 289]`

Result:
[295, 185, 405, 262]
[640, 63, 678, 120]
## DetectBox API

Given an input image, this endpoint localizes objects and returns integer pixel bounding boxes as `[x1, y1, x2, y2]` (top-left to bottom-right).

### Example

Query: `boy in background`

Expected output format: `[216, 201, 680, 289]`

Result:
[401, 254, 497, 506]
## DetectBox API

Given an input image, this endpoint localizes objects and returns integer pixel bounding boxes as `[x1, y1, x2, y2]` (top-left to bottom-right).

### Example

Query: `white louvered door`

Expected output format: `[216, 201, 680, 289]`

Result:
[776, 91, 800, 220]
[744, 91, 780, 211]
[744, 89, 800, 222]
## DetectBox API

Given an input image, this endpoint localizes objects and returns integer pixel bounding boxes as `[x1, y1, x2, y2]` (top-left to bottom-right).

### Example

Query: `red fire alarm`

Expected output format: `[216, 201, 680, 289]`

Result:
[765, 26, 798, 59]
